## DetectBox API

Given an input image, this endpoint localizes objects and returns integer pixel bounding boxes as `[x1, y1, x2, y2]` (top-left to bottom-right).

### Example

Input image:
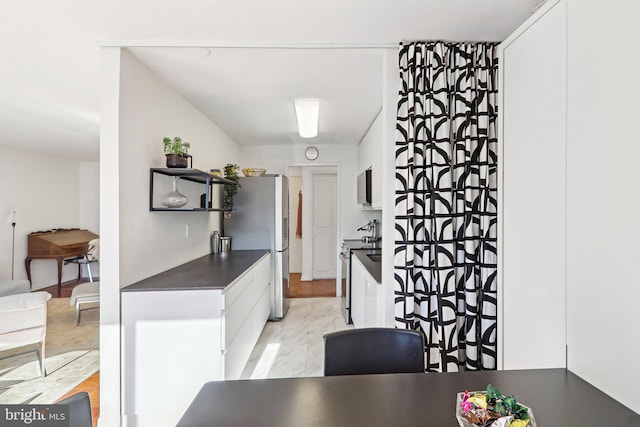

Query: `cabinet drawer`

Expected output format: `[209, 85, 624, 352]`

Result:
[253, 283, 271, 337]
[225, 282, 255, 347]
[224, 270, 254, 312]
[224, 284, 272, 380]
[253, 254, 272, 290]
[224, 310, 255, 380]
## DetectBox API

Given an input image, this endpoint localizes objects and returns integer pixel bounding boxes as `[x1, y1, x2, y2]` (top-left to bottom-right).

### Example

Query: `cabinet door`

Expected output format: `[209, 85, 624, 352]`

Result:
[363, 275, 377, 327]
[224, 272, 255, 349]
[499, 0, 566, 369]
[223, 253, 272, 379]
[252, 254, 272, 337]
[350, 256, 365, 328]
[122, 290, 224, 425]
[375, 279, 385, 327]
[253, 253, 271, 293]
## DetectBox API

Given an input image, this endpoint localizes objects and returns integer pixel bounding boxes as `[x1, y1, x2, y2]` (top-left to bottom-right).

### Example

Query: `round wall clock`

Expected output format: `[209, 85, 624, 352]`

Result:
[305, 146, 319, 161]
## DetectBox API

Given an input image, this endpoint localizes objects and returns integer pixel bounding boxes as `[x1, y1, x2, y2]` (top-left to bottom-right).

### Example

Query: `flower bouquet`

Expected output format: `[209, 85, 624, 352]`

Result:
[456, 384, 536, 427]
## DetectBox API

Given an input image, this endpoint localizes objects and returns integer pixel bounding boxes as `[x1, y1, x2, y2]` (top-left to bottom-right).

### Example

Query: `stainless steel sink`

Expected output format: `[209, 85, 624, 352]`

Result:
[367, 254, 382, 262]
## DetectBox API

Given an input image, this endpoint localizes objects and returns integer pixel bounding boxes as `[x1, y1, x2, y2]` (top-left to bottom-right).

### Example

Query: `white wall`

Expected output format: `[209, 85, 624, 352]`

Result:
[288, 169, 303, 273]
[99, 46, 122, 427]
[0, 146, 84, 289]
[79, 162, 100, 233]
[100, 47, 241, 425]
[566, 0, 640, 414]
[381, 48, 399, 326]
[117, 48, 241, 287]
[79, 161, 100, 278]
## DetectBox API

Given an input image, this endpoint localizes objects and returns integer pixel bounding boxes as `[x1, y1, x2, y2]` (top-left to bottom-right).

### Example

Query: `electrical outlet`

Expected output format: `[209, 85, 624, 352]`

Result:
[185, 224, 191, 239]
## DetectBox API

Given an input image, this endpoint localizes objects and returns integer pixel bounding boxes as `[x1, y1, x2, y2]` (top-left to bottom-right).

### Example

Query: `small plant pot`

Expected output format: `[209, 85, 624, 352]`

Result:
[166, 154, 188, 168]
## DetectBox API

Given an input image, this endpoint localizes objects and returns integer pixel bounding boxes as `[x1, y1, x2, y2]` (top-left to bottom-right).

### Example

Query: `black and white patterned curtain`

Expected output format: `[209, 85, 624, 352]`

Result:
[394, 41, 498, 372]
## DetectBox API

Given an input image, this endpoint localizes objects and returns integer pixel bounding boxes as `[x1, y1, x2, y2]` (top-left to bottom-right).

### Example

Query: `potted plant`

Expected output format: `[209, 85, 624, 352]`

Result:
[223, 163, 241, 210]
[163, 136, 191, 168]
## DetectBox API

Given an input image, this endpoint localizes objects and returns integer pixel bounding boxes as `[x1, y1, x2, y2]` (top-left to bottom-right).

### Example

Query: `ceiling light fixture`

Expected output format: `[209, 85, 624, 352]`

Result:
[294, 99, 319, 138]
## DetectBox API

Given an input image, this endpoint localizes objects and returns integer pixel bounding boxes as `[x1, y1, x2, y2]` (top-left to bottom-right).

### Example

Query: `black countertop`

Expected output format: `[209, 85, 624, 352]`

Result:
[121, 249, 269, 292]
[351, 249, 382, 283]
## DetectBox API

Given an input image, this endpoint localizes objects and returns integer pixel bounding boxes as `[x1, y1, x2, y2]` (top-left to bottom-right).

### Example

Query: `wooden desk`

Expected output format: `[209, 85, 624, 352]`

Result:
[25, 229, 98, 291]
[177, 369, 640, 427]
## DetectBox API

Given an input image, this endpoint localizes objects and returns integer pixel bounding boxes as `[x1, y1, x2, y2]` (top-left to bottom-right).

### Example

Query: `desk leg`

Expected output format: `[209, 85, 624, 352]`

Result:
[25, 257, 33, 285]
[56, 257, 63, 293]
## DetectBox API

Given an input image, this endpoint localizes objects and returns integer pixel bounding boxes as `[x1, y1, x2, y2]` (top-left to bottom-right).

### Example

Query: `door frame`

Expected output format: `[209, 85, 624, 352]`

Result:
[286, 162, 341, 296]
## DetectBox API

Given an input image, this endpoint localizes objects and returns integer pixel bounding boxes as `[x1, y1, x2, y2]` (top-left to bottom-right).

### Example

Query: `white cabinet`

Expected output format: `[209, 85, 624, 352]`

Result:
[363, 273, 378, 327]
[357, 112, 383, 209]
[350, 255, 383, 328]
[499, 0, 566, 370]
[351, 256, 365, 328]
[223, 254, 271, 379]
[122, 253, 271, 426]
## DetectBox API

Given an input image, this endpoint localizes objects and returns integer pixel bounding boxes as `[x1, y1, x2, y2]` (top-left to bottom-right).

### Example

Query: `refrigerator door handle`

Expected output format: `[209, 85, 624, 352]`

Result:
[283, 217, 288, 241]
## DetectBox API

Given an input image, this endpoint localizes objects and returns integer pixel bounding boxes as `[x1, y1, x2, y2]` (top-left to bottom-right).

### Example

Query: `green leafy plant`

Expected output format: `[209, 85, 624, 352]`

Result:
[163, 137, 190, 156]
[223, 163, 241, 209]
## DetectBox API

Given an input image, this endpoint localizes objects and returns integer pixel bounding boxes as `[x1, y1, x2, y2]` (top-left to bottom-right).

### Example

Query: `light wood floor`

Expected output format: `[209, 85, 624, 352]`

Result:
[57, 372, 100, 426]
[42, 274, 335, 426]
[289, 273, 337, 298]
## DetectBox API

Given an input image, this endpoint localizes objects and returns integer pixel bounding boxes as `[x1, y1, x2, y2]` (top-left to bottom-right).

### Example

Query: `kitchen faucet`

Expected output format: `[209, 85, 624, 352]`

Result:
[357, 219, 379, 245]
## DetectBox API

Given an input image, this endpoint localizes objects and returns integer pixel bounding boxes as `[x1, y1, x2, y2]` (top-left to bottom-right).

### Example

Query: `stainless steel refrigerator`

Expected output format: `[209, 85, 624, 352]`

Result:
[224, 174, 290, 320]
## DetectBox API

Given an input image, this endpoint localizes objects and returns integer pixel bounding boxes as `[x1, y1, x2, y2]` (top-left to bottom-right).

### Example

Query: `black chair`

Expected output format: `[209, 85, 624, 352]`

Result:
[56, 391, 93, 427]
[323, 327, 425, 376]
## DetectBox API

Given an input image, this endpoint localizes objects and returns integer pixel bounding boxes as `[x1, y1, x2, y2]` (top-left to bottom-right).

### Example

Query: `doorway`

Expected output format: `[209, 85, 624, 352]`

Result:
[287, 165, 339, 296]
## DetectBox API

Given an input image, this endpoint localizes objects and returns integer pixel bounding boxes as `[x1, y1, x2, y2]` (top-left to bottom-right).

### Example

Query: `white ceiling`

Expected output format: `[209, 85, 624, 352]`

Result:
[128, 46, 385, 147]
[0, 0, 540, 160]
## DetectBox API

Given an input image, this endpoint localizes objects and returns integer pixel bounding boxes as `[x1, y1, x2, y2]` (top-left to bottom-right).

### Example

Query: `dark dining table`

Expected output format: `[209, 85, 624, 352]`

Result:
[176, 368, 640, 427]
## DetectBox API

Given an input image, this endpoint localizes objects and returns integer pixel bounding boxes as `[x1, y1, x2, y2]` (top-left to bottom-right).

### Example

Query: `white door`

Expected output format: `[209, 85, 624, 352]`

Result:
[312, 174, 337, 279]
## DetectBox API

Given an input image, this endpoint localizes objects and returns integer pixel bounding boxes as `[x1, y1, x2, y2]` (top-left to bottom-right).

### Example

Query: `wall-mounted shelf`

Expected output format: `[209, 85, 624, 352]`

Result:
[150, 168, 237, 212]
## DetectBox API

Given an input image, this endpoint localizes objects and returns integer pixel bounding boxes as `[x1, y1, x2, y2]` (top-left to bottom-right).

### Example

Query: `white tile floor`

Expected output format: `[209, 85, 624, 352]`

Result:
[240, 297, 353, 379]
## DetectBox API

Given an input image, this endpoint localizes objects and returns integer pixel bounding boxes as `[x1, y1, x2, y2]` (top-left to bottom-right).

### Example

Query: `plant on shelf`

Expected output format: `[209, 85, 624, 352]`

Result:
[223, 163, 241, 210]
[163, 136, 191, 168]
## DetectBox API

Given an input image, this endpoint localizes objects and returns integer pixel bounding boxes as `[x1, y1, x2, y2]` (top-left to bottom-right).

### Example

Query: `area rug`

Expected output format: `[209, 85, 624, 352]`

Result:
[0, 297, 99, 404]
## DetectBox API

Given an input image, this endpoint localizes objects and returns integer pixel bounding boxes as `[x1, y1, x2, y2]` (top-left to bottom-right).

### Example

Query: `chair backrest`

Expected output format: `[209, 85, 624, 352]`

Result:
[56, 391, 93, 427]
[86, 239, 100, 262]
[323, 327, 425, 376]
[0, 291, 51, 340]
[0, 279, 31, 298]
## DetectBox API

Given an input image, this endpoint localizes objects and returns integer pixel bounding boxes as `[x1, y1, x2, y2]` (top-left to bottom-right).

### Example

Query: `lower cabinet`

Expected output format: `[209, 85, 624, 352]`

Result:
[350, 256, 383, 328]
[121, 253, 271, 426]
[223, 254, 271, 379]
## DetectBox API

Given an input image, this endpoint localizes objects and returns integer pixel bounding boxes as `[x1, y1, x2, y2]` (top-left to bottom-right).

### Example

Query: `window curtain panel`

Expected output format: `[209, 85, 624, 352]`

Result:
[394, 41, 499, 372]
